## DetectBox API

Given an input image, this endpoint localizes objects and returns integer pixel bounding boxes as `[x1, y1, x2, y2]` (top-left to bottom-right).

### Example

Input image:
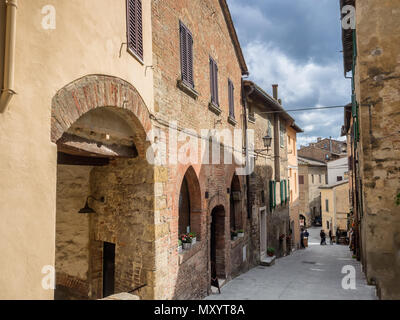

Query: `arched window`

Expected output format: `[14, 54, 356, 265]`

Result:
[179, 176, 191, 235]
[178, 167, 202, 239]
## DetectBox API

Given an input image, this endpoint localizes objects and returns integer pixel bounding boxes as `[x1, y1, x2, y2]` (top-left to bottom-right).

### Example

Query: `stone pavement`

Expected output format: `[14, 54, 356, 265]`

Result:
[205, 227, 377, 300]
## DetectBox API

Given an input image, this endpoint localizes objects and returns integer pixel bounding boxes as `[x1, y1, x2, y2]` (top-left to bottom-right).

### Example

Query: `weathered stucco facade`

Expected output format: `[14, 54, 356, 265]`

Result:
[298, 157, 327, 227]
[320, 181, 350, 233]
[0, 0, 154, 299]
[340, 0, 400, 299]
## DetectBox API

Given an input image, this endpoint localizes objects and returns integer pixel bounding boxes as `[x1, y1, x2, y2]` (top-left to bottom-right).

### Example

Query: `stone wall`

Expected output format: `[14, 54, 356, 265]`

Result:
[55, 165, 92, 299]
[354, 0, 400, 299]
[90, 157, 155, 300]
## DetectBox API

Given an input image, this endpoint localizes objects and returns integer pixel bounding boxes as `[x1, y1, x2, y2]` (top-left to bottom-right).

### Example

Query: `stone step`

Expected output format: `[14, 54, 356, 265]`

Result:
[260, 255, 276, 266]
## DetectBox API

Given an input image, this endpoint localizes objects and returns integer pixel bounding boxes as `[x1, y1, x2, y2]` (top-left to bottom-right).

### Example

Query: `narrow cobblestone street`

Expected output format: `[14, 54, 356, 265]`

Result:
[206, 228, 377, 300]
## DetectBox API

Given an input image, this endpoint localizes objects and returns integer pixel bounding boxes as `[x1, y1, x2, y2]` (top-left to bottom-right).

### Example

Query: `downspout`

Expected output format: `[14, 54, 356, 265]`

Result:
[242, 80, 254, 219]
[0, 0, 18, 113]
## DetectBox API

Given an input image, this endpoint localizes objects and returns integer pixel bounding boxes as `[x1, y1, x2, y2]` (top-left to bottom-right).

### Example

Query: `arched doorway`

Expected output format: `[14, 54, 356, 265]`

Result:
[300, 214, 306, 228]
[210, 206, 226, 280]
[53, 75, 154, 300]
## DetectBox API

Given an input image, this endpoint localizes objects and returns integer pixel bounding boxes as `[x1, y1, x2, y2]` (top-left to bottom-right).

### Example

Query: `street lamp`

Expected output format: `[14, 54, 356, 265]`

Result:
[262, 134, 272, 149]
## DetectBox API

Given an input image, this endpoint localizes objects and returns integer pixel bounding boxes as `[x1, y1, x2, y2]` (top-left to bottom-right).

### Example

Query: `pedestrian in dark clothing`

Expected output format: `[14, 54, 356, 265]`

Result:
[329, 229, 333, 245]
[320, 229, 326, 245]
[304, 230, 309, 238]
[300, 230, 305, 249]
[336, 229, 340, 244]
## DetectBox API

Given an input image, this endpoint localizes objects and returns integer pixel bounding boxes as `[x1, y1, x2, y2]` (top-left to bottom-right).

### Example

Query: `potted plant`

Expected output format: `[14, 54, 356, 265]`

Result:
[267, 247, 275, 257]
[231, 230, 238, 241]
[188, 232, 197, 245]
[178, 239, 183, 253]
[180, 234, 192, 250]
[237, 229, 244, 238]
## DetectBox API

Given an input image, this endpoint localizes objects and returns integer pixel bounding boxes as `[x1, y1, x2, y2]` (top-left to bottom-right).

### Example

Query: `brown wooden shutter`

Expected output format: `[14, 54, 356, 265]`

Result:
[210, 58, 214, 103]
[187, 32, 194, 87]
[228, 79, 234, 117]
[210, 58, 218, 105]
[180, 22, 194, 88]
[214, 62, 219, 105]
[127, 0, 143, 60]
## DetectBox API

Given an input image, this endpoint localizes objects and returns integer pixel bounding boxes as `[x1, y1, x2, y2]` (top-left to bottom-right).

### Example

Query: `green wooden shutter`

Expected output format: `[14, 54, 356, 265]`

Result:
[269, 180, 273, 211]
[285, 180, 287, 204]
[273, 181, 276, 209]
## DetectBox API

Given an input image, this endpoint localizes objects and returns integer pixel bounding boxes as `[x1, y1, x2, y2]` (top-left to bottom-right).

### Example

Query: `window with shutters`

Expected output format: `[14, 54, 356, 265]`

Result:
[299, 175, 304, 185]
[228, 79, 234, 118]
[126, 0, 143, 61]
[209, 57, 219, 106]
[179, 21, 194, 88]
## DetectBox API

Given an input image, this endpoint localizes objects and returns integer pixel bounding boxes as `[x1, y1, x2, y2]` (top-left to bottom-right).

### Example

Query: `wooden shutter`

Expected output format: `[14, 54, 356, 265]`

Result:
[210, 58, 219, 106]
[180, 22, 194, 88]
[228, 79, 234, 117]
[127, 0, 143, 60]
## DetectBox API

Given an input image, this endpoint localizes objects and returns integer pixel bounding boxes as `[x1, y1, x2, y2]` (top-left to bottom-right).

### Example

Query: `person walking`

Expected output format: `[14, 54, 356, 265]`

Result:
[304, 229, 309, 247]
[329, 229, 333, 245]
[320, 229, 326, 245]
[300, 229, 305, 249]
[336, 228, 340, 244]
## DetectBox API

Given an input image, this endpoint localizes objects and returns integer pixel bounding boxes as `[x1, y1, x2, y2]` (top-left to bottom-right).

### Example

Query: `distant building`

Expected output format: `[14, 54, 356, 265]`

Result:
[319, 180, 350, 233]
[298, 157, 327, 227]
[327, 157, 349, 184]
[298, 137, 346, 163]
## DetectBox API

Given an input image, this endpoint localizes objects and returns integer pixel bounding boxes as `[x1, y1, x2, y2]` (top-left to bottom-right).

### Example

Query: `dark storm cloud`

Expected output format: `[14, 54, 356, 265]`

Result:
[227, 0, 350, 145]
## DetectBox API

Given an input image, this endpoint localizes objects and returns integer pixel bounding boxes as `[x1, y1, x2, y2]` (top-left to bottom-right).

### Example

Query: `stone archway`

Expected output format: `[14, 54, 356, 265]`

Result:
[52, 75, 155, 300]
[51, 74, 152, 156]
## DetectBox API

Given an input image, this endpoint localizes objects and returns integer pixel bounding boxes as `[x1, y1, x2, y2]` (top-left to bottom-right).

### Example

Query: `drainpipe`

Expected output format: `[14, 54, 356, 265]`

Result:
[242, 80, 254, 219]
[0, 0, 18, 113]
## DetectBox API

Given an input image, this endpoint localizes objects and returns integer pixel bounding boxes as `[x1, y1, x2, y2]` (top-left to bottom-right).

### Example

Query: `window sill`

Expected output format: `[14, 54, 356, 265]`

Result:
[177, 79, 199, 100]
[178, 241, 202, 265]
[248, 113, 256, 123]
[231, 236, 245, 249]
[228, 115, 237, 126]
[208, 102, 222, 116]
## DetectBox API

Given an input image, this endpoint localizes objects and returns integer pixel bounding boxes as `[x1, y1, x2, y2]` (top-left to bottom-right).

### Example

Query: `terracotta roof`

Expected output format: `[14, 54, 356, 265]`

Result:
[243, 80, 297, 124]
[219, 0, 249, 75]
[298, 156, 327, 167]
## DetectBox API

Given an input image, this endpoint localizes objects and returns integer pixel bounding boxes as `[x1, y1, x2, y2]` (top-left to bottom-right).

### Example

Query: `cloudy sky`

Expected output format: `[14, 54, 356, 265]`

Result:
[227, 0, 350, 146]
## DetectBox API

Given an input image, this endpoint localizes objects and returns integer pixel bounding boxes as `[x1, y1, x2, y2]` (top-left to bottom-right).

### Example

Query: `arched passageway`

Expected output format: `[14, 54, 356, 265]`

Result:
[53, 75, 154, 300]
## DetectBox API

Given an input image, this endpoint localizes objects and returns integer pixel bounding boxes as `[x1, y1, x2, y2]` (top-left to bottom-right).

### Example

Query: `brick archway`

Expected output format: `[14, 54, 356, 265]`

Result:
[51, 74, 152, 156]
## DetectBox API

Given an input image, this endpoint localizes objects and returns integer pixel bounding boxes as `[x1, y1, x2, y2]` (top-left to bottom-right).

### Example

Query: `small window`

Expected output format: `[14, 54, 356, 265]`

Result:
[326, 199, 329, 212]
[261, 190, 265, 204]
[319, 175, 322, 183]
[127, 0, 143, 60]
[179, 21, 194, 88]
[280, 124, 285, 148]
[337, 176, 343, 182]
[311, 174, 314, 184]
[228, 79, 234, 118]
[210, 57, 219, 106]
[299, 175, 304, 185]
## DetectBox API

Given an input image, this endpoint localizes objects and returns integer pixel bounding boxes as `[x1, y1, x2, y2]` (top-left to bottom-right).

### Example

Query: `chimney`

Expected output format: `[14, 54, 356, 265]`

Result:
[278, 99, 282, 105]
[317, 137, 322, 142]
[329, 136, 333, 152]
[272, 84, 278, 100]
